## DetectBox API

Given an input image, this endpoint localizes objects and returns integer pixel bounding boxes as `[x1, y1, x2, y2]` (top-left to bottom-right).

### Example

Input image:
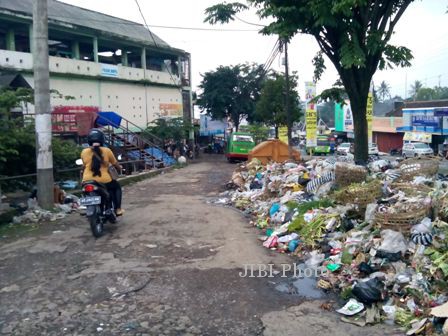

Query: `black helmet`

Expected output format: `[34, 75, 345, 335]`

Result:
[87, 128, 105, 146]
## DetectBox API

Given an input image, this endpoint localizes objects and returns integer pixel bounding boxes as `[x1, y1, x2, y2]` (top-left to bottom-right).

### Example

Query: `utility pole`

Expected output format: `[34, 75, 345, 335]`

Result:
[283, 38, 292, 158]
[33, 0, 54, 209]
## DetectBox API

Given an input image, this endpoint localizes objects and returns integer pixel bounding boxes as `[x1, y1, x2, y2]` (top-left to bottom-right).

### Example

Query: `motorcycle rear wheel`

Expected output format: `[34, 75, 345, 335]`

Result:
[89, 208, 103, 238]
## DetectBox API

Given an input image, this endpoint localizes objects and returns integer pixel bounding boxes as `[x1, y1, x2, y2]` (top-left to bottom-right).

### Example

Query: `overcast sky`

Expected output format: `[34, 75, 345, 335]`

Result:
[60, 0, 448, 100]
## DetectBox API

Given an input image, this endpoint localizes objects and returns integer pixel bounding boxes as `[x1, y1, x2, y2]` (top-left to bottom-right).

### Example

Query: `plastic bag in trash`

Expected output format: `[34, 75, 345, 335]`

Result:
[288, 239, 300, 252]
[379, 229, 407, 254]
[412, 217, 432, 234]
[352, 278, 383, 304]
[269, 203, 280, 217]
[375, 250, 402, 262]
[263, 235, 278, 248]
[410, 232, 433, 246]
[250, 180, 263, 190]
[337, 298, 365, 316]
[305, 251, 325, 268]
[358, 262, 375, 275]
[270, 211, 285, 224]
[365, 203, 378, 224]
[278, 233, 299, 243]
[382, 305, 397, 324]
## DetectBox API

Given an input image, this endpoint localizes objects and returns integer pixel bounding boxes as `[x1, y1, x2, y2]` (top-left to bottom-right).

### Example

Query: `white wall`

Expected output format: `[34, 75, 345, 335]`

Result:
[0, 50, 180, 85]
[23, 74, 183, 129]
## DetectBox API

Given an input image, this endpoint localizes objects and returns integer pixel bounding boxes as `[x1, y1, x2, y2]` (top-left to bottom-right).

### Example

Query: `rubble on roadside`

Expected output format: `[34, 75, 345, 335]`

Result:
[223, 155, 448, 334]
[11, 194, 80, 225]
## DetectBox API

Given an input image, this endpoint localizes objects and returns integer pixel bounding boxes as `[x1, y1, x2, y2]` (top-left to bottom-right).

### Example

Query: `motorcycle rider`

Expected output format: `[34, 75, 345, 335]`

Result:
[81, 128, 124, 216]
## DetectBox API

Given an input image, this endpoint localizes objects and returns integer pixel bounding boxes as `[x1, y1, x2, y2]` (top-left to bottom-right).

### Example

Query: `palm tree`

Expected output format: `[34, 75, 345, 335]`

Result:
[410, 80, 423, 101]
[377, 81, 391, 102]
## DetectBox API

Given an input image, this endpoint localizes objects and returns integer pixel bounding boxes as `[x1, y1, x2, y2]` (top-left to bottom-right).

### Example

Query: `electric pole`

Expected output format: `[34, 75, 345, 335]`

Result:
[33, 0, 54, 209]
[283, 38, 292, 158]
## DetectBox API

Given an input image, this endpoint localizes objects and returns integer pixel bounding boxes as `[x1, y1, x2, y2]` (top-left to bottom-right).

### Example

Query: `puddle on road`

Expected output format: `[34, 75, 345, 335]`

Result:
[274, 264, 325, 299]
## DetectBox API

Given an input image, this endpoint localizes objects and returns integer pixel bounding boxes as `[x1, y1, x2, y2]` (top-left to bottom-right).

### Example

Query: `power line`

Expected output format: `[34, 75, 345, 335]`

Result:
[48, 14, 259, 32]
[134, 0, 181, 92]
[234, 15, 266, 27]
[262, 39, 280, 74]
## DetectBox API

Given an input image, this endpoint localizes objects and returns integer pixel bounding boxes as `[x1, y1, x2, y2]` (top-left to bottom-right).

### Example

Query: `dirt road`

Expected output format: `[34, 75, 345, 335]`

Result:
[0, 156, 400, 335]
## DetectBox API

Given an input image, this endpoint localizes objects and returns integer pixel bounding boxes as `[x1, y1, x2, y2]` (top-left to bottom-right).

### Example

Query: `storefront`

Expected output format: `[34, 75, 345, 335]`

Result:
[372, 117, 404, 153]
[397, 106, 448, 151]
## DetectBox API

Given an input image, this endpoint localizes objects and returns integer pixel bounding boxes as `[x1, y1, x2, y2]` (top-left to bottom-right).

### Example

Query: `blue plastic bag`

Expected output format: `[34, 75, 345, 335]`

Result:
[270, 203, 280, 217]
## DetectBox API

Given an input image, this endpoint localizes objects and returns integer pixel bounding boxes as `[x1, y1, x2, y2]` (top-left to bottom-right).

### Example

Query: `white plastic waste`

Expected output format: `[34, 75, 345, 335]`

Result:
[337, 298, 365, 316]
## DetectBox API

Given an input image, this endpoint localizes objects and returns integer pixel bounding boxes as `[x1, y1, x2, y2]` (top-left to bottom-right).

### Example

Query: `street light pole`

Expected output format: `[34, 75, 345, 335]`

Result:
[33, 0, 54, 209]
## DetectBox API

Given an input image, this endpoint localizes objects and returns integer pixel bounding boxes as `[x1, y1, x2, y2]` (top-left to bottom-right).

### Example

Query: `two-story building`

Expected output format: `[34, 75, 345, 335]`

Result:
[0, 0, 192, 130]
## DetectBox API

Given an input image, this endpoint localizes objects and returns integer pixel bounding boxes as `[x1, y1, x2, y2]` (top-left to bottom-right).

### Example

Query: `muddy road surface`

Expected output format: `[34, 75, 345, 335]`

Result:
[0, 155, 400, 335]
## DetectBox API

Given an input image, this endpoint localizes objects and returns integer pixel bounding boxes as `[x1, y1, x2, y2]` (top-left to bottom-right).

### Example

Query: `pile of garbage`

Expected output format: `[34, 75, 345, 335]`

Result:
[225, 156, 448, 334]
[11, 194, 80, 225]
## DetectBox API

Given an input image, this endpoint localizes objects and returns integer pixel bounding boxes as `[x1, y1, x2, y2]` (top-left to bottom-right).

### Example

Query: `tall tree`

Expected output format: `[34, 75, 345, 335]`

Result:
[197, 63, 264, 131]
[378, 81, 391, 102]
[253, 72, 302, 138]
[205, 0, 414, 164]
[144, 117, 191, 143]
[410, 80, 423, 101]
[415, 87, 435, 101]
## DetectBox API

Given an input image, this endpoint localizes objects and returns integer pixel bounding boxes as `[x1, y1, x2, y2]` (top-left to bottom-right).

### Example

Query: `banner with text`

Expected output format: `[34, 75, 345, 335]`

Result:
[367, 88, 374, 145]
[305, 81, 317, 147]
[279, 126, 288, 144]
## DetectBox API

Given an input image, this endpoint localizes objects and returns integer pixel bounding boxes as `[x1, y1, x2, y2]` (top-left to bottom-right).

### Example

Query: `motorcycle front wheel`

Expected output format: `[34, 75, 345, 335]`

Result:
[89, 206, 104, 238]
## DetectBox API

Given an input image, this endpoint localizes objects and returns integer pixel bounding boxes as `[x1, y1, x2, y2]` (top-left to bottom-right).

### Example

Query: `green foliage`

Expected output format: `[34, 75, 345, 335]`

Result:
[0, 88, 81, 191]
[410, 80, 423, 100]
[313, 80, 347, 105]
[406, 81, 448, 101]
[52, 137, 82, 169]
[287, 198, 333, 232]
[197, 63, 265, 130]
[247, 123, 270, 143]
[143, 117, 191, 142]
[377, 81, 391, 102]
[0, 121, 81, 191]
[340, 286, 354, 300]
[253, 72, 302, 128]
[312, 51, 326, 82]
[205, 0, 415, 164]
[204, 2, 248, 24]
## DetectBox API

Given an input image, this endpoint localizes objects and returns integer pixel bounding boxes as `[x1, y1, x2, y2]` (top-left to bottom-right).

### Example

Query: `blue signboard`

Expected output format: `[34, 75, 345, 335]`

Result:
[101, 64, 118, 77]
[411, 115, 440, 127]
[434, 107, 448, 117]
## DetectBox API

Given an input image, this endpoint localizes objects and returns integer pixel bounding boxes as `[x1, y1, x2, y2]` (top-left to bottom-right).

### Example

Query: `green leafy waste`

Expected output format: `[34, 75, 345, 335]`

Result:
[287, 199, 333, 232]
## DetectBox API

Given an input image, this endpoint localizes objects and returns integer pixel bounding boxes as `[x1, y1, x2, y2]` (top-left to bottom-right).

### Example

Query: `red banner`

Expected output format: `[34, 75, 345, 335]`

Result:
[52, 106, 99, 136]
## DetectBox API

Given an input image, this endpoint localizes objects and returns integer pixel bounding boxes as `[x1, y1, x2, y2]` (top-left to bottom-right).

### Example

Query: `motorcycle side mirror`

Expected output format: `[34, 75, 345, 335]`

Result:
[117, 154, 122, 161]
[75, 159, 83, 166]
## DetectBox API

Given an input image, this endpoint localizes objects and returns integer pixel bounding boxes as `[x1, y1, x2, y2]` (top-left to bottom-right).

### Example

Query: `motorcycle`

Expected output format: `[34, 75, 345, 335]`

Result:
[76, 156, 122, 238]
